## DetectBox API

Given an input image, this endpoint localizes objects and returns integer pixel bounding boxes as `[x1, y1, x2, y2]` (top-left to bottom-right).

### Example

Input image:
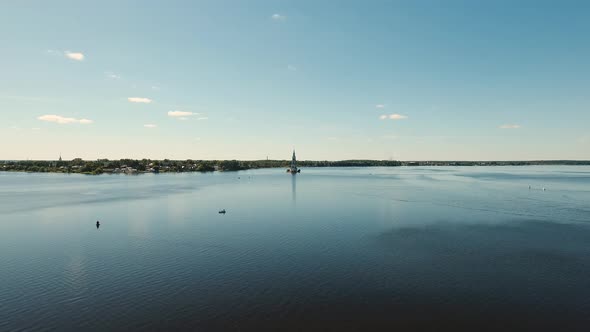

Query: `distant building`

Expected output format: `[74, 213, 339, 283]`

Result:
[288, 150, 301, 174]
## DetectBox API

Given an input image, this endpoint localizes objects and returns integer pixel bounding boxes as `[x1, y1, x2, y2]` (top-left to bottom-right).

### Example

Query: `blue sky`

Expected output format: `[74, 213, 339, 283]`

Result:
[1, 0, 589, 160]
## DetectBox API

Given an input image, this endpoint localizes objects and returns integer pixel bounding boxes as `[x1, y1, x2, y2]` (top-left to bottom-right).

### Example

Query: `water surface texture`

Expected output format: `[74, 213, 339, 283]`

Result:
[1, 166, 590, 331]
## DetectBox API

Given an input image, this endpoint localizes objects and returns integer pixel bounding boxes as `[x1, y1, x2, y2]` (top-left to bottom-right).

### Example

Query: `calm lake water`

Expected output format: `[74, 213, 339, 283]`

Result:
[1, 166, 590, 331]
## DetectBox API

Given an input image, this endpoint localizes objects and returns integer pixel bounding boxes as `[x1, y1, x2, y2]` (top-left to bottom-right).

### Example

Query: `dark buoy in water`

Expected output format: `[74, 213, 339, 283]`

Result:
[96, 220, 100, 229]
[218, 209, 226, 214]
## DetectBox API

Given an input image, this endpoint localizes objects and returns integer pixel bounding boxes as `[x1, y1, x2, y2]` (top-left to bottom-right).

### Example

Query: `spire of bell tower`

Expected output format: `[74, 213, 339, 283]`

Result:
[288, 149, 300, 174]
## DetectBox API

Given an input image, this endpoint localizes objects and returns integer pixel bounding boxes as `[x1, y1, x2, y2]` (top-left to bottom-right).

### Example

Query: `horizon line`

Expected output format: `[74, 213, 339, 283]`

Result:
[2, 158, 589, 162]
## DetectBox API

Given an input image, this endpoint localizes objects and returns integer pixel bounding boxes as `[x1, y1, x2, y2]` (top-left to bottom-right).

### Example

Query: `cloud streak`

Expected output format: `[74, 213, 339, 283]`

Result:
[380, 114, 408, 120]
[105, 71, 120, 79]
[168, 111, 195, 117]
[499, 124, 521, 129]
[271, 13, 286, 21]
[38, 114, 93, 124]
[65, 51, 85, 61]
[128, 97, 152, 103]
[376, 104, 385, 109]
[144, 124, 157, 128]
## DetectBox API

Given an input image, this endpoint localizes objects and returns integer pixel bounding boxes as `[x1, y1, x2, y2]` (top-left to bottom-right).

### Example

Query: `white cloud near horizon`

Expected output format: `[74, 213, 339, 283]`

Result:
[38, 114, 93, 124]
[380, 114, 408, 120]
[197, 117, 209, 120]
[168, 111, 195, 117]
[144, 124, 157, 128]
[64, 51, 85, 61]
[287, 64, 297, 71]
[271, 14, 286, 21]
[376, 104, 385, 108]
[128, 97, 152, 103]
[499, 124, 521, 129]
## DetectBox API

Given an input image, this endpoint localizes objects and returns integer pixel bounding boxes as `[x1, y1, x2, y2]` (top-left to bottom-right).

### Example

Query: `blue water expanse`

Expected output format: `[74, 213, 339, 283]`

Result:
[1, 166, 590, 331]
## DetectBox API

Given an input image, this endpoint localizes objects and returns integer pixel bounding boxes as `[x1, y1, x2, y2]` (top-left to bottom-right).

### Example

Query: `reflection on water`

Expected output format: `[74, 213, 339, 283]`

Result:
[291, 174, 296, 204]
[1, 166, 590, 331]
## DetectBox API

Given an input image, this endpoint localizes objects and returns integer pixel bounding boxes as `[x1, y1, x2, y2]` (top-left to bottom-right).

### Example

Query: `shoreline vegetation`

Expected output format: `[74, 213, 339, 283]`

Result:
[1, 159, 589, 175]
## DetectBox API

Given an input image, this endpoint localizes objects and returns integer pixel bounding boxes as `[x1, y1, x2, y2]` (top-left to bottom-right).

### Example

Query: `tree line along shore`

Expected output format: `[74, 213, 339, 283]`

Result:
[0, 159, 588, 175]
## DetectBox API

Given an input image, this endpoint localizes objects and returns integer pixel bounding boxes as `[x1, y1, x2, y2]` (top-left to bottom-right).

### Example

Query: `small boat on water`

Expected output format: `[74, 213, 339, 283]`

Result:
[218, 209, 226, 214]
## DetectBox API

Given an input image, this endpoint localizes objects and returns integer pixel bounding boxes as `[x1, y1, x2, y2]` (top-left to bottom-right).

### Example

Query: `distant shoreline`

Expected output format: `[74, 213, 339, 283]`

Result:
[1, 159, 589, 175]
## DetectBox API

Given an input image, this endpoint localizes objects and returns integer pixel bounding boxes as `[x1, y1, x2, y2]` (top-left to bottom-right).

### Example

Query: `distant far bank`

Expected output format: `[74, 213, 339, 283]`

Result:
[1, 159, 589, 175]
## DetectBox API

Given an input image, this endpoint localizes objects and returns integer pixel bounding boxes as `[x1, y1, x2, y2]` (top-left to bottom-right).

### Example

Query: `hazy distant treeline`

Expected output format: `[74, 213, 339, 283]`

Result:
[0, 158, 401, 174]
[0, 158, 588, 175]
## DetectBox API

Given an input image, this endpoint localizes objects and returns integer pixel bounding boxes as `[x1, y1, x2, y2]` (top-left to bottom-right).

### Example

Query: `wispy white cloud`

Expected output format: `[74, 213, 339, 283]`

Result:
[31, 127, 41, 131]
[376, 104, 385, 109]
[46, 49, 85, 61]
[287, 64, 297, 71]
[197, 117, 208, 120]
[144, 124, 157, 128]
[38, 114, 93, 124]
[499, 124, 521, 129]
[389, 114, 408, 120]
[380, 114, 408, 120]
[271, 13, 286, 21]
[105, 71, 120, 79]
[151, 86, 160, 90]
[64, 51, 85, 61]
[128, 97, 152, 103]
[168, 111, 195, 117]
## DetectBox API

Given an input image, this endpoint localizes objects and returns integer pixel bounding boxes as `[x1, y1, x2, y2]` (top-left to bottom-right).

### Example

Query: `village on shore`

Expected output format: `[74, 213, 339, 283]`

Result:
[0, 156, 588, 175]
